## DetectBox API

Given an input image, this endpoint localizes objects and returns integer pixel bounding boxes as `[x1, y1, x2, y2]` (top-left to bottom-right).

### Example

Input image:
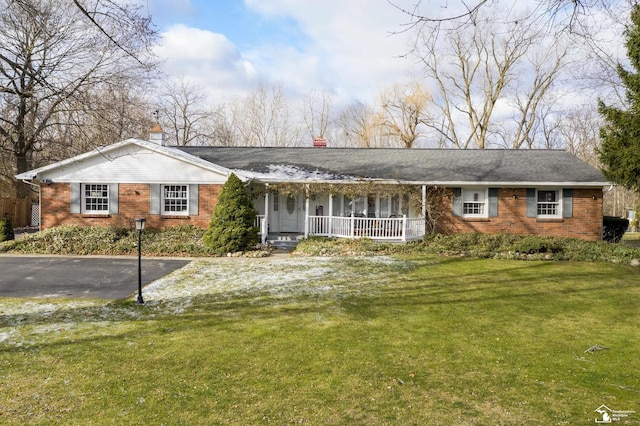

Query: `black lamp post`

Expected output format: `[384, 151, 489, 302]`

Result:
[134, 218, 146, 305]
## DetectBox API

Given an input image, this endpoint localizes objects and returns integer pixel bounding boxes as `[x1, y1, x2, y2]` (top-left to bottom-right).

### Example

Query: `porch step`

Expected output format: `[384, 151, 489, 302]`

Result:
[266, 234, 304, 251]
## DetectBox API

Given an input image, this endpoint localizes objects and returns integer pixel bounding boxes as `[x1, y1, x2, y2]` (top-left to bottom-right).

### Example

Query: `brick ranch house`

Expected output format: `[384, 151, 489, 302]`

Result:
[15, 127, 609, 242]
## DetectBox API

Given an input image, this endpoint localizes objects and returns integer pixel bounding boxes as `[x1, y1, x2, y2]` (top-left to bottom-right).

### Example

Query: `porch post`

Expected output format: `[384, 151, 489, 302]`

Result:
[263, 185, 269, 244]
[422, 185, 427, 218]
[328, 193, 333, 238]
[350, 213, 355, 238]
[304, 184, 310, 238]
[402, 214, 407, 242]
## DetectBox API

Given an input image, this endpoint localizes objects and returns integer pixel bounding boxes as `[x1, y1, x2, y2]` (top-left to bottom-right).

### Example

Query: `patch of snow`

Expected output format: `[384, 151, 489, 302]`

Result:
[0, 330, 16, 343]
[0, 300, 96, 316]
[234, 164, 361, 181]
[0, 256, 409, 346]
[142, 257, 345, 312]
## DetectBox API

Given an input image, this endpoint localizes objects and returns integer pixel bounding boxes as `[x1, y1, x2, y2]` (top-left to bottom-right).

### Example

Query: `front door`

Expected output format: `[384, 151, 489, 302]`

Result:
[280, 194, 300, 232]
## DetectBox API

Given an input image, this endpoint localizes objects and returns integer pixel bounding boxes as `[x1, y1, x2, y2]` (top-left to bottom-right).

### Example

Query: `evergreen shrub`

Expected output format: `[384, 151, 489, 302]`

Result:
[0, 215, 14, 242]
[203, 173, 259, 255]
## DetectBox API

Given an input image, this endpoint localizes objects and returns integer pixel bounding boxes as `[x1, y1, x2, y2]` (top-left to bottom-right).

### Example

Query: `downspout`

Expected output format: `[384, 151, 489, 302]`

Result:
[328, 193, 333, 238]
[263, 184, 269, 244]
[304, 184, 310, 239]
[422, 184, 427, 237]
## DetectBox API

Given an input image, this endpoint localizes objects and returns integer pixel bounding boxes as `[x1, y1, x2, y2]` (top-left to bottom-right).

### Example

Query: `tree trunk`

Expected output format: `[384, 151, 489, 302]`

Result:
[15, 154, 30, 198]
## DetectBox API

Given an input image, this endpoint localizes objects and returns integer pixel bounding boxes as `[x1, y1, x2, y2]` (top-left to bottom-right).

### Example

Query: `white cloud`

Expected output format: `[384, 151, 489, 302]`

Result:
[243, 0, 420, 102]
[151, 1, 421, 104]
[150, 0, 630, 109]
[154, 24, 258, 99]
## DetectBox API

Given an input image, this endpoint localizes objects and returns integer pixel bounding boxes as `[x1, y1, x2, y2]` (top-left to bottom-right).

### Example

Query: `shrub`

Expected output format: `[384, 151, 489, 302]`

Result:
[203, 173, 259, 255]
[0, 215, 14, 242]
[603, 216, 629, 243]
[512, 236, 563, 254]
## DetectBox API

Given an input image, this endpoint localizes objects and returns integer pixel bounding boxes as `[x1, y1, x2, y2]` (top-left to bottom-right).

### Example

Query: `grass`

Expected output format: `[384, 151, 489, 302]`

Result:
[622, 232, 640, 248]
[1, 256, 639, 425]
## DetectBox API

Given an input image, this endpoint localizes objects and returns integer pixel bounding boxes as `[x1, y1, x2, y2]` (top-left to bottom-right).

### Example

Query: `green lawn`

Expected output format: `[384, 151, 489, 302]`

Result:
[623, 232, 640, 248]
[1, 256, 639, 425]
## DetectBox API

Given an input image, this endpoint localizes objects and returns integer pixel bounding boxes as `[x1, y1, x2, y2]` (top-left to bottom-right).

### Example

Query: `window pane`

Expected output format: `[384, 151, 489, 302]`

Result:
[344, 196, 352, 216]
[332, 195, 341, 216]
[462, 189, 485, 216]
[163, 185, 188, 213]
[537, 190, 559, 216]
[354, 197, 365, 216]
[84, 184, 109, 212]
[463, 203, 485, 215]
[380, 197, 389, 217]
[463, 190, 485, 202]
[538, 191, 556, 202]
[391, 195, 400, 216]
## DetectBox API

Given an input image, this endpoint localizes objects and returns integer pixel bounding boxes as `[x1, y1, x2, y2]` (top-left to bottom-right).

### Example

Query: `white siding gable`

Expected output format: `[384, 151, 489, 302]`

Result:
[35, 143, 229, 184]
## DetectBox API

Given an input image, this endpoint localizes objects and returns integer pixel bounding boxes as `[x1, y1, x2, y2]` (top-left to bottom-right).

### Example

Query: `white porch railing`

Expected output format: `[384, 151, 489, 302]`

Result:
[308, 215, 425, 242]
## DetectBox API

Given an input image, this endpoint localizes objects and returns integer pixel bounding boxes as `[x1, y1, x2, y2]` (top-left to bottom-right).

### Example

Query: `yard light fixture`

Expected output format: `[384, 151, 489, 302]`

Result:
[134, 218, 146, 305]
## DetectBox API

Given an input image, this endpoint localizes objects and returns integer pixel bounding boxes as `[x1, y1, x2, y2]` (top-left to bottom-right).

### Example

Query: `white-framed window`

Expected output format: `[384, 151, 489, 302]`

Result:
[379, 197, 390, 218]
[162, 184, 188, 215]
[537, 189, 561, 217]
[391, 195, 401, 216]
[330, 194, 407, 218]
[462, 188, 487, 217]
[82, 184, 109, 214]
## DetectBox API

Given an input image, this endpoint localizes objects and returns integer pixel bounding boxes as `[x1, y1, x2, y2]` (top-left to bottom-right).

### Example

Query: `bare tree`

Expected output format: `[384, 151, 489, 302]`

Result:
[417, 7, 569, 149]
[158, 78, 215, 146]
[209, 106, 238, 147]
[71, 0, 157, 64]
[231, 83, 301, 147]
[507, 39, 569, 149]
[335, 101, 380, 147]
[45, 81, 151, 156]
[377, 80, 431, 148]
[390, 0, 625, 36]
[556, 106, 602, 165]
[0, 0, 158, 197]
[302, 90, 333, 143]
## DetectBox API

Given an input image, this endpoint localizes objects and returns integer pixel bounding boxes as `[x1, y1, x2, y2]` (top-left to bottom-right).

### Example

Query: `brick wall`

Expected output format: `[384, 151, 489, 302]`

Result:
[436, 188, 603, 240]
[40, 184, 604, 240]
[40, 183, 221, 230]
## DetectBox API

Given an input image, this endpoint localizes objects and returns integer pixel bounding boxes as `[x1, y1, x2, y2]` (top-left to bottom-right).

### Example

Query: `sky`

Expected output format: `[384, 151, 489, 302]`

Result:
[143, 0, 424, 103]
[140, 0, 629, 128]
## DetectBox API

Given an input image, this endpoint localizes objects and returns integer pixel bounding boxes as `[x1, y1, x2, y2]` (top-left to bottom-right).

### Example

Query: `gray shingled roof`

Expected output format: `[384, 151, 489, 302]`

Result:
[177, 147, 607, 186]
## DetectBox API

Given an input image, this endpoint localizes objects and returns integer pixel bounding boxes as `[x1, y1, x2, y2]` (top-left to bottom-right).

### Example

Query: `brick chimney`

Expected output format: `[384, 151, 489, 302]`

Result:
[149, 123, 167, 146]
[313, 135, 327, 148]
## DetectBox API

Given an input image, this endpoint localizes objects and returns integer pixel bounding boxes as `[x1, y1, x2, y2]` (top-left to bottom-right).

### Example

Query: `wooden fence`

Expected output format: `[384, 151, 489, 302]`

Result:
[0, 198, 33, 228]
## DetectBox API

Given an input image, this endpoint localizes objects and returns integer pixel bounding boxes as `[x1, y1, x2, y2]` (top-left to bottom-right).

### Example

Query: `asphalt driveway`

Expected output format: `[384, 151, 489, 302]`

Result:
[0, 256, 190, 299]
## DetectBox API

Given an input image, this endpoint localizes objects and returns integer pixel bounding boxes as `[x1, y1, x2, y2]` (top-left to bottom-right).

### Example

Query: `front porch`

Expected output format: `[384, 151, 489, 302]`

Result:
[252, 185, 429, 245]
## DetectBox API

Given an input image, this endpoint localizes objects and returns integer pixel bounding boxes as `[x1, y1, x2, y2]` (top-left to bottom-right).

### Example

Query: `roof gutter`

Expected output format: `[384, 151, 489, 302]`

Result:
[238, 177, 609, 188]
